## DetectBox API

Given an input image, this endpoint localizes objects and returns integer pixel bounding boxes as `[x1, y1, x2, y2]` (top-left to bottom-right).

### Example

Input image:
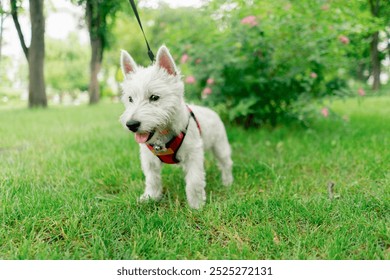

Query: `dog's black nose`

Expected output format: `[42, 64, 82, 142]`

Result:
[126, 120, 141, 132]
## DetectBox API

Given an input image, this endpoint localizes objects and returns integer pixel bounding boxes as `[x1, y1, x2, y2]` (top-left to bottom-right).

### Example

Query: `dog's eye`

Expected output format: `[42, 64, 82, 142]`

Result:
[128, 96, 133, 103]
[149, 95, 160, 102]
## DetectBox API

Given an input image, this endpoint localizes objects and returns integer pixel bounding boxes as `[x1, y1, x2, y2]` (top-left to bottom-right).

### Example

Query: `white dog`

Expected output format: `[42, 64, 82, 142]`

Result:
[120, 45, 233, 209]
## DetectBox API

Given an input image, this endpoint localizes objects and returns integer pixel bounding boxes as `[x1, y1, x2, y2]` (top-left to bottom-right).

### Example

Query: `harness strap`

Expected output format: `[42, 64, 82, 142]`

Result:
[146, 132, 184, 164]
[146, 106, 201, 164]
[187, 106, 201, 135]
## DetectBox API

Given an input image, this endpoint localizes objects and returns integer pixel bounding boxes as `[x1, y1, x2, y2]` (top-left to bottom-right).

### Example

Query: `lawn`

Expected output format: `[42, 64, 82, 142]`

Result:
[0, 96, 389, 259]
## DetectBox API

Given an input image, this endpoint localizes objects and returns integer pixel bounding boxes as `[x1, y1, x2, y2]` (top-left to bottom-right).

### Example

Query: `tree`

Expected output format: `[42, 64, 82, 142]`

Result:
[76, 0, 122, 104]
[10, 0, 47, 107]
[369, 0, 381, 90]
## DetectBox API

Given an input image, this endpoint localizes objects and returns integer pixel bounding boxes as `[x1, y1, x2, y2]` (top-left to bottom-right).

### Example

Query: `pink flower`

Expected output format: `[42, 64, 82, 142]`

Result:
[185, 75, 196, 84]
[321, 107, 329, 118]
[358, 88, 365, 96]
[241, 15, 258, 27]
[207, 78, 215, 85]
[310, 72, 318, 79]
[338, 35, 350, 44]
[203, 87, 212, 95]
[321, 4, 330, 11]
[180, 54, 189, 64]
[201, 87, 212, 98]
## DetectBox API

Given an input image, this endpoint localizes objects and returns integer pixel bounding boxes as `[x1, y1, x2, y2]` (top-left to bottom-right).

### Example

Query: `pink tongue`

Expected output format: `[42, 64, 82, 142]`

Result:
[135, 132, 150, 144]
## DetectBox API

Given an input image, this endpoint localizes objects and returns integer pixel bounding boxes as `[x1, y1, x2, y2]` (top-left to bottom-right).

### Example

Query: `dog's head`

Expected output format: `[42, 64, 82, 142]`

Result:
[119, 45, 184, 143]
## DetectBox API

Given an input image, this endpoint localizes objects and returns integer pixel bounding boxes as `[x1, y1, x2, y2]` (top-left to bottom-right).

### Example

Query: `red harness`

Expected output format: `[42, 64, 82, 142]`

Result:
[146, 106, 201, 164]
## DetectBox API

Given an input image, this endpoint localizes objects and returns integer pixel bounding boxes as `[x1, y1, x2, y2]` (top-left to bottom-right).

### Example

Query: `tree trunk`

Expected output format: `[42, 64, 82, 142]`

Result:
[86, 0, 104, 105]
[88, 37, 103, 104]
[29, 0, 47, 107]
[370, 31, 381, 91]
[369, 0, 381, 91]
[10, 0, 29, 59]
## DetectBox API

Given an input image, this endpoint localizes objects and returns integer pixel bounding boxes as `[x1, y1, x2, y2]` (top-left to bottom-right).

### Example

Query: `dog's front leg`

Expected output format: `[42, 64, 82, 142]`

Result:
[139, 145, 163, 202]
[182, 151, 206, 209]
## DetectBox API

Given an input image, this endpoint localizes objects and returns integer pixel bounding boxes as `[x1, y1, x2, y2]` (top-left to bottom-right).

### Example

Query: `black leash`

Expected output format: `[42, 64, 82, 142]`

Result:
[128, 0, 155, 62]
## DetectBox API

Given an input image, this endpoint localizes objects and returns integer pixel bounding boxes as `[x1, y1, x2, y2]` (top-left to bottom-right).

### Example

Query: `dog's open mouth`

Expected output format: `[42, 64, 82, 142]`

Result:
[134, 131, 154, 144]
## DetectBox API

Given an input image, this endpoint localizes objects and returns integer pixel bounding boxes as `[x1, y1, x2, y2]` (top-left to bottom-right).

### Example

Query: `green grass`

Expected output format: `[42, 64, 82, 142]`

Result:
[0, 96, 389, 260]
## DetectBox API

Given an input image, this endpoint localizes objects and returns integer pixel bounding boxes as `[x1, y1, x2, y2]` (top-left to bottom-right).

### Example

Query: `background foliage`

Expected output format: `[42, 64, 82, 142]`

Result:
[135, 0, 387, 127]
[45, 34, 89, 99]
[1, 0, 389, 125]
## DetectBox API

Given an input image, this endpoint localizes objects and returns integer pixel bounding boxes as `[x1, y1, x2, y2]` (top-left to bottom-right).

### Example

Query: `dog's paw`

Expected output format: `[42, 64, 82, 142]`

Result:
[222, 173, 233, 187]
[187, 190, 206, 210]
[188, 198, 205, 210]
[139, 192, 162, 203]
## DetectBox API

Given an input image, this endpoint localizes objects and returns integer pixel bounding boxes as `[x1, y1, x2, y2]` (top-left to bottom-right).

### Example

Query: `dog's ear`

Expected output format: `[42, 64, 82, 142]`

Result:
[156, 45, 177, 76]
[121, 50, 137, 77]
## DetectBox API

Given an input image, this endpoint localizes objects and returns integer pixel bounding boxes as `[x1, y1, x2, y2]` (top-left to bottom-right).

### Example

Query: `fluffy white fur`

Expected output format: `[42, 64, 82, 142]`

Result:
[120, 45, 233, 209]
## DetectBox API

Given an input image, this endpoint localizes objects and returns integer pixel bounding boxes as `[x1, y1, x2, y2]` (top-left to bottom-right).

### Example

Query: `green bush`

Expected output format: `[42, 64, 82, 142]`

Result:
[153, 1, 375, 127]
[205, 20, 318, 126]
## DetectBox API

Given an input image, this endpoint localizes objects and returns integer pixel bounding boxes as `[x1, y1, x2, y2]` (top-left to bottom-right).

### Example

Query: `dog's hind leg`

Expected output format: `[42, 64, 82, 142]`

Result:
[139, 145, 163, 202]
[212, 139, 233, 187]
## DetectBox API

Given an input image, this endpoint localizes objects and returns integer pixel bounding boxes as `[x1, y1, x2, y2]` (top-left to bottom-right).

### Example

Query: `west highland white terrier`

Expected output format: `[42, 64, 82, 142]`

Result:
[119, 45, 233, 209]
